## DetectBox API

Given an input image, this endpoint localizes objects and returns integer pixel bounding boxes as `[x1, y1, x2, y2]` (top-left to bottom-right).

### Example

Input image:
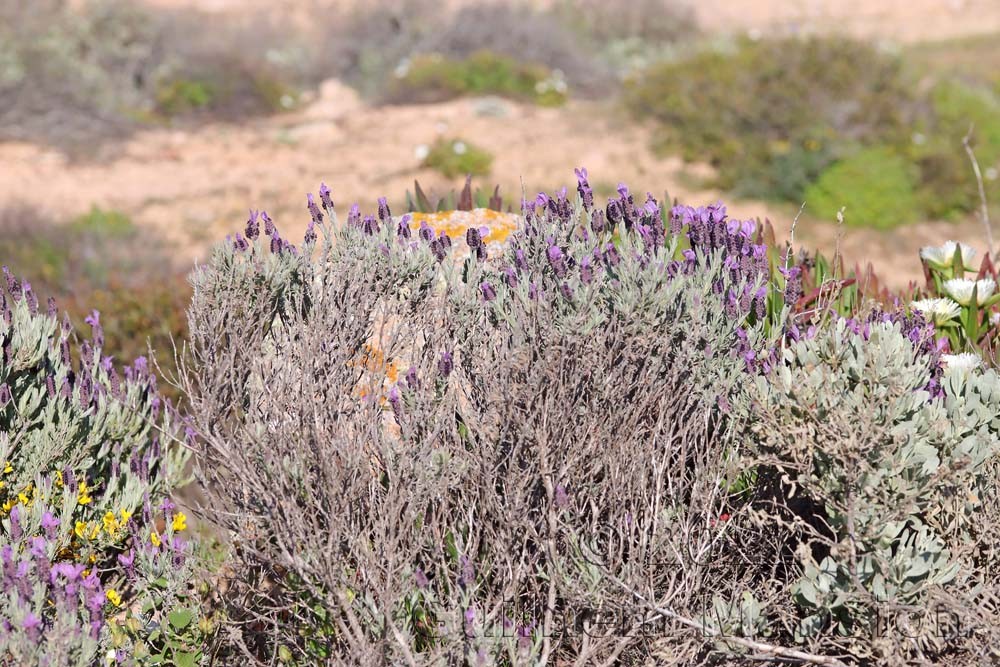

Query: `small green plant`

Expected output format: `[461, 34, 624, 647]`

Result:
[389, 50, 567, 105]
[804, 147, 921, 228]
[155, 77, 216, 116]
[421, 137, 494, 178]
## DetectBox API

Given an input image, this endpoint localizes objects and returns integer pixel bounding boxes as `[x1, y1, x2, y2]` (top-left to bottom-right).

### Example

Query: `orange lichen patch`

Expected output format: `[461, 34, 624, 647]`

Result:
[350, 343, 400, 403]
[410, 208, 518, 246]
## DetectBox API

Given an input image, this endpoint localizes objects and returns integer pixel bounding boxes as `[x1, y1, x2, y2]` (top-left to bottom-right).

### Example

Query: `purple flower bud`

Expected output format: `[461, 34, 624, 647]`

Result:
[307, 193, 324, 226]
[554, 484, 569, 508]
[41, 512, 60, 539]
[45, 297, 56, 317]
[233, 232, 249, 252]
[603, 243, 621, 268]
[460, 555, 475, 588]
[546, 244, 566, 277]
[397, 213, 412, 240]
[319, 183, 334, 211]
[560, 282, 574, 300]
[575, 167, 594, 211]
[270, 232, 283, 254]
[2, 266, 16, 294]
[84, 310, 104, 349]
[502, 266, 518, 288]
[361, 215, 379, 236]
[514, 248, 528, 271]
[418, 220, 433, 242]
[304, 221, 317, 245]
[579, 256, 593, 284]
[22, 612, 41, 640]
[261, 211, 275, 237]
[590, 209, 606, 234]
[45, 373, 56, 398]
[480, 281, 496, 302]
[23, 282, 38, 315]
[465, 227, 482, 250]
[245, 210, 260, 240]
[377, 197, 392, 224]
[347, 203, 361, 228]
[10, 505, 21, 540]
[528, 281, 539, 300]
[0, 383, 11, 408]
[438, 351, 453, 378]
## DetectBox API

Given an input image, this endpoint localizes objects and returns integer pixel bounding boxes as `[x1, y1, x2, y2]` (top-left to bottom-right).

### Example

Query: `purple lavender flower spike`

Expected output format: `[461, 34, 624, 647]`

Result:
[575, 167, 594, 211]
[480, 281, 497, 302]
[261, 211, 275, 237]
[304, 221, 317, 245]
[397, 213, 412, 240]
[418, 220, 433, 242]
[560, 282, 574, 300]
[405, 366, 419, 388]
[361, 215, 379, 236]
[377, 197, 392, 224]
[319, 183, 334, 211]
[23, 281, 38, 315]
[514, 248, 527, 272]
[438, 351, 454, 377]
[0, 383, 12, 408]
[41, 512, 60, 539]
[10, 505, 21, 540]
[347, 203, 361, 228]
[579, 256, 593, 284]
[502, 266, 518, 288]
[233, 232, 249, 252]
[84, 310, 104, 349]
[307, 193, 324, 226]
[22, 612, 42, 641]
[546, 244, 567, 277]
[270, 232, 283, 254]
[245, 209, 260, 240]
[465, 226, 482, 249]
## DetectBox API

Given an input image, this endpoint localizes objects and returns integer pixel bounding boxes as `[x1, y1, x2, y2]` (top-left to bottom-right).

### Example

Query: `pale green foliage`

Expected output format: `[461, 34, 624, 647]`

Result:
[754, 318, 1000, 657]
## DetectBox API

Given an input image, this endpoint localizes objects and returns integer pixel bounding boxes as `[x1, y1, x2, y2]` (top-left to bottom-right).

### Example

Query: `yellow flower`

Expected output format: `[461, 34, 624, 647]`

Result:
[77, 481, 92, 506]
[106, 589, 122, 607]
[1, 498, 15, 514]
[171, 511, 187, 533]
[2, 461, 12, 474]
[89, 523, 101, 540]
[103, 511, 119, 537]
[150, 531, 161, 547]
[75, 521, 87, 539]
[54, 470, 63, 488]
[120, 509, 133, 524]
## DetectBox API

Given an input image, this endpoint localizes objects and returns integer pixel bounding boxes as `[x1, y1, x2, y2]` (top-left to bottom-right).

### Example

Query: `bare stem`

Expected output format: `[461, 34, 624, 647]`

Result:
[963, 125, 995, 261]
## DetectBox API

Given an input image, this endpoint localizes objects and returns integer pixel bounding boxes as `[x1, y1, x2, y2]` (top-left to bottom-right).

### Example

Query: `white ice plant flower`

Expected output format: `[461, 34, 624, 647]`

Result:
[919, 241, 976, 269]
[943, 278, 997, 306]
[414, 144, 430, 161]
[911, 298, 961, 325]
[942, 352, 983, 376]
[452, 141, 467, 155]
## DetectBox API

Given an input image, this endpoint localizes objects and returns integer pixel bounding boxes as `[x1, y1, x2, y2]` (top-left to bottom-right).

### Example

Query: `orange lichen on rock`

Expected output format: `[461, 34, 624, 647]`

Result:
[410, 208, 518, 246]
[351, 343, 400, 402]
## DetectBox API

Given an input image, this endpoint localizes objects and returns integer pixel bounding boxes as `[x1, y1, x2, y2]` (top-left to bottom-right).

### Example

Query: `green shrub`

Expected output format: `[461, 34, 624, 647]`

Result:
[804, 147, 921, 228]
[155, 78, 216, 116]
[388, 50, 567, 105]
[421, 137, 494, 178]
[626, 37, 915, 202]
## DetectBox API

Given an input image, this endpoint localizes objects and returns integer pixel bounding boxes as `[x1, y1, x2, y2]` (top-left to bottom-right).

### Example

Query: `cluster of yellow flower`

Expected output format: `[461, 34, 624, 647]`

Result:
[75, 509, 134, 542]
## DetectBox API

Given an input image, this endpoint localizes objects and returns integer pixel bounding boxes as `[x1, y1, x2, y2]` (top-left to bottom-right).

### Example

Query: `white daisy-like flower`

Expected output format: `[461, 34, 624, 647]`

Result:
[943, 278, 997, 306]
[911, 298, 962, 325]
[942, 352, 983, 376]
[414, 144, 430, 161]
[919, 241, 976, 269]
[452, 141, 467, 155]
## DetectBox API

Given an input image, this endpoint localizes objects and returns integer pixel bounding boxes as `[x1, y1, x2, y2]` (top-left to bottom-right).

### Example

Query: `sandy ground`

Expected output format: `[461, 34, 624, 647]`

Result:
[4, 1, 999, 289]
[140, 0, 1000, 42]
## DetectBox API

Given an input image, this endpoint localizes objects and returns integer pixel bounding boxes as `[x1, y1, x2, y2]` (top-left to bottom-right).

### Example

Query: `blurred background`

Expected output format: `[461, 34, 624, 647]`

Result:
[2, 0, 1000, 384]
